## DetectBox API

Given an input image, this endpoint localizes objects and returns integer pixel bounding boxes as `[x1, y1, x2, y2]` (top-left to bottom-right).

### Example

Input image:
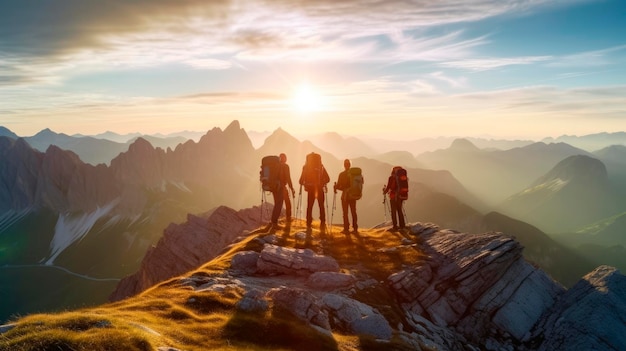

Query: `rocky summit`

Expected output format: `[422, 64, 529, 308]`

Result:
[1, 206, 625, 351]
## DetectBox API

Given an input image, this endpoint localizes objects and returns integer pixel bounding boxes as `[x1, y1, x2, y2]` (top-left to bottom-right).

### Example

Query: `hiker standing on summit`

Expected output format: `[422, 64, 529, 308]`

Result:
[334, 159, 362, 234]
[384, 166, 408, 231]
[279, 153, 295, 223]
[299, 152, 330, 231]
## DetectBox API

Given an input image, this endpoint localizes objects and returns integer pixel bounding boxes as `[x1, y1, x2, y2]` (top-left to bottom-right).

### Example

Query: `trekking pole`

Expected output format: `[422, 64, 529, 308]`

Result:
[382, 186, 388, 222]
[330, 182, 337, 234]
[297, 185, 303, 227]
[260, 189, 266, 225]
[402, 200, 409, 225]
[324, 185, 329, 233]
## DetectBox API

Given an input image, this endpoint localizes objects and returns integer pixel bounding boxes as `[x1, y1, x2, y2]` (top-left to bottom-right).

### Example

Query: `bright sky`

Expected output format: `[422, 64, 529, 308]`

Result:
[1, 0, 625, 140]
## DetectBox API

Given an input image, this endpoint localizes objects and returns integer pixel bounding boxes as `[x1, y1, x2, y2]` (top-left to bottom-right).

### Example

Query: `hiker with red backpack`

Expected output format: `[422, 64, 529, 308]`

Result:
[334, 159, 363, 234]
[299, 152, 331, 231]
[279, 153, 295, 223]
[383, 166, 408, 232]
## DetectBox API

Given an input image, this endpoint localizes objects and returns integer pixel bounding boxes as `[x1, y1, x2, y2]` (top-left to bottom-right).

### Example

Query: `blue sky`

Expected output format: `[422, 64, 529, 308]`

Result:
[1, 0, 625, 140]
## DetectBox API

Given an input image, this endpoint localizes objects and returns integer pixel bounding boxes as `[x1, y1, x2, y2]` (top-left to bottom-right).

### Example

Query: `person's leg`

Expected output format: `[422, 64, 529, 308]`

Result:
[398, 199, 406, 228]
[271, 189, 284, 224]
[318, 188, 326, 225]
[283, 187, 292, 221]
[390, 198, 398, 229]
[350, 199, 358, 231]
[341, 196, 349, 232]
[306, 190, 314, 227]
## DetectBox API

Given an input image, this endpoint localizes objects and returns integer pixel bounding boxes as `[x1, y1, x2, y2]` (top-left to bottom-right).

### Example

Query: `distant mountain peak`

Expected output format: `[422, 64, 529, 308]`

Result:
[128, 137, 154, 151]
[35, 128, 56, 136]
[449, 138, 479, 151]
[224, 119, 241, 133]
[264, 127, 299, 145]
[0, 126, 18, 139]
[536, 154, 607, 185]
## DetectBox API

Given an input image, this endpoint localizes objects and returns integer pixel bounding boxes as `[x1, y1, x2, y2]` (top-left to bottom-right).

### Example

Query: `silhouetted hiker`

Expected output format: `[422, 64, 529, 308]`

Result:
[280, 153, 295, 223]
[383, 166, 408, 231]
[260, 155, 283, 231]
[299, 152, 330, 231]
[334, 159, 363, 234]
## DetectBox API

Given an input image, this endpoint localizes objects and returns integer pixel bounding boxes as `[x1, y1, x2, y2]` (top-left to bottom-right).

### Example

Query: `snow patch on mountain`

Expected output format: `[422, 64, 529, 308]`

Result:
[167, 180, 191, 192]
[521, 178, 568, 195]
[0, 208, 33, 232]
[45, 201, 118, 264]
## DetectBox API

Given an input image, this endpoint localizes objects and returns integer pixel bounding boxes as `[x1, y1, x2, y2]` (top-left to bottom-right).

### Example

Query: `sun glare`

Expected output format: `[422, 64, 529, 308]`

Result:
[292, 82, 323, 113]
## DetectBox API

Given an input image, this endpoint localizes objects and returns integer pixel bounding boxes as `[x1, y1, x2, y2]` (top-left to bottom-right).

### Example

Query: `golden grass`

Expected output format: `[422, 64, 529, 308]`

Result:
[0, 221, 427, 351]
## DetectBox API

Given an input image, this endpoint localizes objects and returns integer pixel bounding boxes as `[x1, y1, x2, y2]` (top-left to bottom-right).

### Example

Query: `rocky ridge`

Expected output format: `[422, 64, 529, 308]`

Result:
[97, 206, 626, 350]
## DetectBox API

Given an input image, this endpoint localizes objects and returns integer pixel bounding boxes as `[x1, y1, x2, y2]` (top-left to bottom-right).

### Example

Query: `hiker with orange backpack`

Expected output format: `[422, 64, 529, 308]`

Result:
[383, 166, 408, 232]
[299, 152, 330, 231]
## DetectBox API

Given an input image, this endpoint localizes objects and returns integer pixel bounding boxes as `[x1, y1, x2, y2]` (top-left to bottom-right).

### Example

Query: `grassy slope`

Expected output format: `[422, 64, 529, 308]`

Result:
[0, 221, 431, 351]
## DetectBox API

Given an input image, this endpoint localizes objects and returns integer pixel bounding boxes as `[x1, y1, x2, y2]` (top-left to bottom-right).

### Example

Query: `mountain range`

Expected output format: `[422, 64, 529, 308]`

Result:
[1, 121, 625, 325]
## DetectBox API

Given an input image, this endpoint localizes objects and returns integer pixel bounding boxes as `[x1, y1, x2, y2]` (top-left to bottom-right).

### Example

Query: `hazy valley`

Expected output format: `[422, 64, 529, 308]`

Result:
[1, 121, 625, 336]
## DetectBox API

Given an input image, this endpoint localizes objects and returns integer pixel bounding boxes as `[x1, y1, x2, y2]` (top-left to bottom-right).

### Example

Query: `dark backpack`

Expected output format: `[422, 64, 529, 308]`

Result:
[303, 152, 326, 189]
[347, 167, 363, 200]
[260, 155, 281, 192]
[393, 166, 409, 200]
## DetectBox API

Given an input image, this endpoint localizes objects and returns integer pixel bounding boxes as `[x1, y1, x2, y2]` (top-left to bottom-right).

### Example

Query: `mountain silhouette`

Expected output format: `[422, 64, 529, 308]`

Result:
[0, 126, 18, 139]
[2, 121, 625, 329]
[498, 155, 619, 233]
[417, 140, 595, 205]
[20, 128, 189, 165]
[307, 131, 377, 159]
[542, 131, 626, 152]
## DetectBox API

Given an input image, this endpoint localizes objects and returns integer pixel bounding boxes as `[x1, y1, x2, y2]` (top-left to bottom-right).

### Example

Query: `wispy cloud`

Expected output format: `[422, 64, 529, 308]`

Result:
[0, 0, 566, 86]
[547, 44, 626, 67]
[439, 56, 552, 71]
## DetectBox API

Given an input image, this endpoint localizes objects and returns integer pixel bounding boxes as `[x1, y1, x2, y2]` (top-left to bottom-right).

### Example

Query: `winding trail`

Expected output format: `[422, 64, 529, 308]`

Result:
[1, 264, 121, 282]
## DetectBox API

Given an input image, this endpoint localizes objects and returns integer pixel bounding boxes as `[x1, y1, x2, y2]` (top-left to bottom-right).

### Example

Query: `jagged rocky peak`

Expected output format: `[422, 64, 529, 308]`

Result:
[110, 204, 271, 301]
[44, 144, 82, 164]
[127, 136, 155, 153]
[196, 119, 255, 154]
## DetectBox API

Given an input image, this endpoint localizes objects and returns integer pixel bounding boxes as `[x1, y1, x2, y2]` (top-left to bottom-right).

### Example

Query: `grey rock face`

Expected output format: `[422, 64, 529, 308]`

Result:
[532, 265, 626, 351]
[106, 209, 625, 350]
[257, 244, 340, 276]
[110, 205, 268, 301]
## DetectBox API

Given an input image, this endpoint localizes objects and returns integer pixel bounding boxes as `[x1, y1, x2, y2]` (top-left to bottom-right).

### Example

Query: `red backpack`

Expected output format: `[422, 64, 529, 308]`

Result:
[393, 166, 409, 200]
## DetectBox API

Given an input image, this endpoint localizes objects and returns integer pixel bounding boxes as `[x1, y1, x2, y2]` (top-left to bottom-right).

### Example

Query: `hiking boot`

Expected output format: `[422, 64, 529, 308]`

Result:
[268, 223, 282, 232]
[341, 229, 350, 234]
[352, 229, 359, 234]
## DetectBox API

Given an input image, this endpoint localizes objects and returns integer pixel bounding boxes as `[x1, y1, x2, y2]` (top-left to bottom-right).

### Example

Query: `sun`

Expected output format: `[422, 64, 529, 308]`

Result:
[291, 82, 323, 113]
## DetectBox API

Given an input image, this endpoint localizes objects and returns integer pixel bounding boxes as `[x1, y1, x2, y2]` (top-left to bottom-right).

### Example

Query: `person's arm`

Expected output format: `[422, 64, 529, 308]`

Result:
[384, 176, 392, 194]
[335, 172, 342, 191]
[322, 166, 330, 185]
[285, 164, 294, 193]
